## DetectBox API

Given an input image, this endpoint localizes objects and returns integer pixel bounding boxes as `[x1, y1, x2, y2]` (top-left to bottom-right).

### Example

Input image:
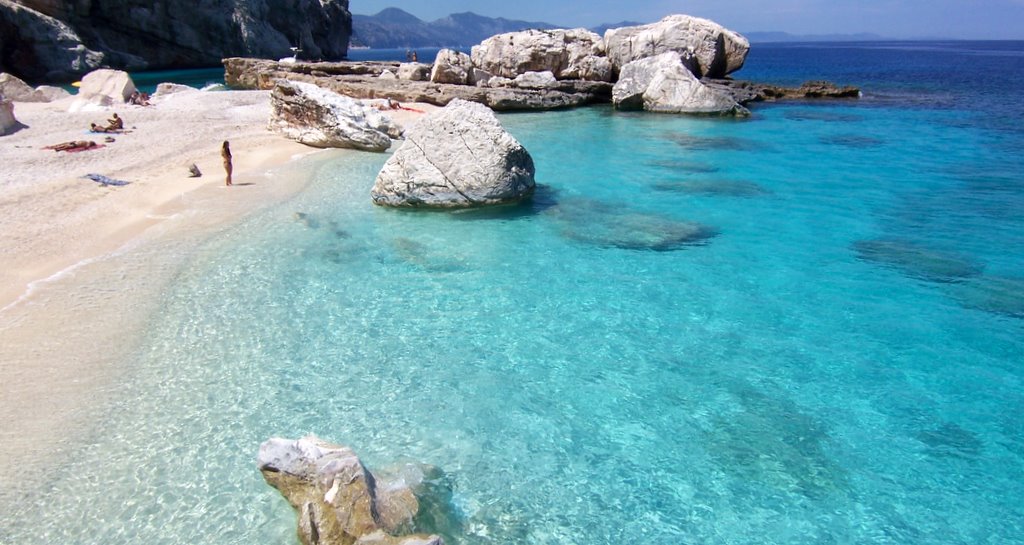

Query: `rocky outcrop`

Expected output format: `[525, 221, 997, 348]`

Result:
[604, 15, 750, 78]
[270, 80, 401, 152]
[703, 79, 862, 104]
[223, 58, 613, 112]
[0, 0, 352, 82]
[429, 49, 473, 85]
[0, 71, 67, 101]
[0, 1, 104, 81]
[397, 62, 431, 81]
[0, 94, 19, 135]
[372, 99, 535, 208]
[258, 436, 444, 545]
[613, 53, 746, 115]
[68, 68, 136, 112]
[471, 28, 612, 82]
[513, 71, 558, 89]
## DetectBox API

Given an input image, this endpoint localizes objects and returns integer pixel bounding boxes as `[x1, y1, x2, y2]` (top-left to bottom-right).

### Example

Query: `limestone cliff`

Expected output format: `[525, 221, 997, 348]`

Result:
[0, 0, 352, 82]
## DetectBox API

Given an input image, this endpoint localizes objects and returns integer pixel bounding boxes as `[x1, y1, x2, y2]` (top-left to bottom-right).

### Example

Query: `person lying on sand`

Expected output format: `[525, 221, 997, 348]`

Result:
[128, 91, 151, 106]
[90, 122, 115, 133]
[44, 140, 99, 152]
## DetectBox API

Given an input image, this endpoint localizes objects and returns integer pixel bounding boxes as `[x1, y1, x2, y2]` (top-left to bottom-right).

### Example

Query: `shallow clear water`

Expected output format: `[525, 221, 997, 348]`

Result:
[3, 43, 1024, 545]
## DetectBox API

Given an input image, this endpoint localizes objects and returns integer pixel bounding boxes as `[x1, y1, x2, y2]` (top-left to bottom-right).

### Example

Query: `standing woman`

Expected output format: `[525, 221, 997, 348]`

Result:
[221, 140, 233, 186]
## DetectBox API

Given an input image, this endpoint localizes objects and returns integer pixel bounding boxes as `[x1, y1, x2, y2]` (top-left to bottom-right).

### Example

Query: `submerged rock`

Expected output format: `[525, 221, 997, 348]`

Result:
[371, 99, 536, 208]
[951, 276, 1024, 319]
[258, 436, 444, 545]
[820, 134, 884, 148]
[667, 132, 761, 151]
[915, 422, 984, 459]
[548, 198, 717, 251]
[653, 179, 768, 197]
[270, 80, 402, 152]
[471, 28, 612, 82]
[648, 160, 720, 173]
[604, 15, 750, 78]
[852, 238, 984, 283]
[613, 52, 747, 115]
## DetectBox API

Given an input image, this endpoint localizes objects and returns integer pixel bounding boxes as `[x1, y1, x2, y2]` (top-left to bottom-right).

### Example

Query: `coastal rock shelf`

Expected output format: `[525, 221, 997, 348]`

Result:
[224, 58, 611, 111]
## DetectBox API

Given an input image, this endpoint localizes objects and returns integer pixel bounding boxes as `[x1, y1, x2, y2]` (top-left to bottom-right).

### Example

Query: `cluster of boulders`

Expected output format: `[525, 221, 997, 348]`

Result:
[411, 15, 751, 115]
[258, 436, 445, 545]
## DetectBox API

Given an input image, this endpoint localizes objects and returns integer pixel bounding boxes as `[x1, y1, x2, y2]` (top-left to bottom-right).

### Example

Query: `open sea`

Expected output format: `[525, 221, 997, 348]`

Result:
[3, 41, 1024, 544]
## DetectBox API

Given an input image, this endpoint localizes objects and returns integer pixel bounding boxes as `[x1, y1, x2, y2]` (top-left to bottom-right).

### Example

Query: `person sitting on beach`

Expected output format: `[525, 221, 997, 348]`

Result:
[107, 113, 123, 130]
[128, 91, 151, 106]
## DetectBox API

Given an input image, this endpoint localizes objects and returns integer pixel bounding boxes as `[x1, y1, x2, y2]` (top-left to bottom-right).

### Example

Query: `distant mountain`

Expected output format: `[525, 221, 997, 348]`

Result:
[351, 8, 559, 48]
[591, 21, 644, 36]
[744, 31, 888, 43]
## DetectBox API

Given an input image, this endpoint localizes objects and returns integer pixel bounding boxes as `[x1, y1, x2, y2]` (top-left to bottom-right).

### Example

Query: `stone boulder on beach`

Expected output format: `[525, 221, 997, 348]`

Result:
[269, 79, 402, 152]
[613, 52, 747, 115]
[0, 72, 67, 102]
[67, 69, 138, 112]
[430, 49, 474, 85]
[471, 28, 612, 82]
[0, 94, 18, 135]
[371, 99, 536, 207]
[604, 15, 750, 78]
[258, 436, 444, 545]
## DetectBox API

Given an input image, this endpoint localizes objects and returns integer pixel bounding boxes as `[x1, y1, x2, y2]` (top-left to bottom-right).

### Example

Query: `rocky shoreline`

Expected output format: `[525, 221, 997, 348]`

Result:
[223, 57, 858, 112]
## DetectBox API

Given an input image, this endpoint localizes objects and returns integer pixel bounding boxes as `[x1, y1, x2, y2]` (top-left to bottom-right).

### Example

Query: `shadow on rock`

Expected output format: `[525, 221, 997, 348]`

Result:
[547, 198, 717, 251]
[665, 132, 763, 151]
[448, 184, 559, 221]
[820, 134, 885, 148]
[852, 238, 984, 284]
[647, 160, 721, 174]
[653, 179, 770, 197]
[950, 275, 1024, 319]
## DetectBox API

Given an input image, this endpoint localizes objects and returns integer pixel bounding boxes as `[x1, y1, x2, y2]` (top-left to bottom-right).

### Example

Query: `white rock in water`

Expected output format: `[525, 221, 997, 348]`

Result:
[613, 52, 747, 115]
[604, 14, 750, 78]
[472, 28, 611, 82]
[371, 98, 536, 208]
[429, 48, 473, 85]
[269, 79, 402, 152]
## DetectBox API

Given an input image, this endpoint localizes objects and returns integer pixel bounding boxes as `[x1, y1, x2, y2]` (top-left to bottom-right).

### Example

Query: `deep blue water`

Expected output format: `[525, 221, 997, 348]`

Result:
[3, 41, 1024, 545]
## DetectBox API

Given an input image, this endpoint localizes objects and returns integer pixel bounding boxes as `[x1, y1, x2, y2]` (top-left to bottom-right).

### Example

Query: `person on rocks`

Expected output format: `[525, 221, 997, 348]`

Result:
[221, 140, 233, 186]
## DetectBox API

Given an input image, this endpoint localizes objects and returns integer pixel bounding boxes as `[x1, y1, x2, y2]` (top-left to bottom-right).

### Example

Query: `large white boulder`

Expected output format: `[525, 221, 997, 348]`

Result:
[429, 49, 473, 85]
[397, 62, 431, 81]
[613, 52, 747, 115]
[269, 80, 402, 152]
[371, 98, 536, 208]
[68, 68, 137, 111]
[0, 73, 53, 102]
[513, 70, 558, 89]
[1, 95, 19, 135]
[471, 28, 612, 82]
[604, 15, 750, 78]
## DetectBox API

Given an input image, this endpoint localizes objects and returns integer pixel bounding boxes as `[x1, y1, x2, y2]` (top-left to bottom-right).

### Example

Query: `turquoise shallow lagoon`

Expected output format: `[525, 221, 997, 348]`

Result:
[3, 42, 1024, 544]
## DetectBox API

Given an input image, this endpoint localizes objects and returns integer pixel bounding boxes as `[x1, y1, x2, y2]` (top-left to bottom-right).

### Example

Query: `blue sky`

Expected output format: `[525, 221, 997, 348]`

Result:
[351, 1, 1024, 39]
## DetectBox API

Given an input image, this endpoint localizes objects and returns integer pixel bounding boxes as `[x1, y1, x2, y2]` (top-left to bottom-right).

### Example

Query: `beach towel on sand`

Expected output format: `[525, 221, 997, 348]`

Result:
[83, 173, 130, 187]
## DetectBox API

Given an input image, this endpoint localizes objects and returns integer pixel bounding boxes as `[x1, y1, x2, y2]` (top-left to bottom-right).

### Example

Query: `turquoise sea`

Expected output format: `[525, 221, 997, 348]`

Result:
[3, 42, 1024, 544]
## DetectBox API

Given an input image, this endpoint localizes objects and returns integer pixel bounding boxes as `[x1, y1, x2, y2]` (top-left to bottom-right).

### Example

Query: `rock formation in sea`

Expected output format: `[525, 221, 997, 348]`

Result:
[612, 52, 747, 115]
[471, 28, 612, 82]
[852, 238, 985, 284]
[371, 99, 536, 208]
[269, 79, 402, 152]
[0, 93, 18, 135]
[429, 49, 474, 85]
[603, 15, 750, 78]
[0, 0, 352, 82]
[258, 436, 445, 545]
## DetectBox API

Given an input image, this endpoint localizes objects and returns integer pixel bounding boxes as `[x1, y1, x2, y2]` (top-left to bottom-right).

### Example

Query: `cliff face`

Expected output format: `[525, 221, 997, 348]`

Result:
[0, 0, 352, 82]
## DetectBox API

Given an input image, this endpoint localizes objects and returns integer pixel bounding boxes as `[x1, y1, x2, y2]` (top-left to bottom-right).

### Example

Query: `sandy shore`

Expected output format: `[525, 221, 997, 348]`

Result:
[0, 87, 433, 493]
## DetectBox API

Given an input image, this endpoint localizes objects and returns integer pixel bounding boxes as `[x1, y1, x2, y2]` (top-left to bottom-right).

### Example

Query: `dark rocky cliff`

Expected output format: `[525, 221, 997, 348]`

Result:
[0, 0, 352, 82]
